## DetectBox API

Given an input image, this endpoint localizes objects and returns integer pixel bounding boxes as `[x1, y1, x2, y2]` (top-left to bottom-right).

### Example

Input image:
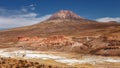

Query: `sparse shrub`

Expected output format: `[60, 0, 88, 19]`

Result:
[0, 57, 64, 68]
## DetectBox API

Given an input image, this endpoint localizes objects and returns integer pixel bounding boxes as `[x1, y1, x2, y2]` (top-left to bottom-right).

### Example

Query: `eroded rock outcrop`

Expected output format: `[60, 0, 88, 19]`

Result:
[16, 35, 120, 56]
[17, 36, 42, 42]
[94, 40, 120, 56]
[41, 35, 72, 44]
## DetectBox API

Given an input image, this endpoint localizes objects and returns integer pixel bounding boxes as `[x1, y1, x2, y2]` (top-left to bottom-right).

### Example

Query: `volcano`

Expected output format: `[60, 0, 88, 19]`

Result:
[0, 10, 120, 42]
[48, 10, 82, 20]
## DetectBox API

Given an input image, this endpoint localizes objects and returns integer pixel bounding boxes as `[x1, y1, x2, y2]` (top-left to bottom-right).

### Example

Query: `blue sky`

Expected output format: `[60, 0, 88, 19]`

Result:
[0, 0, 120, 28]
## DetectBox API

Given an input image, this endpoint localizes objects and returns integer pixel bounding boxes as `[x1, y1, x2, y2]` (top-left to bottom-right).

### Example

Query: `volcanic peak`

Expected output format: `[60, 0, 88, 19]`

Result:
[48, 10, 82, 20]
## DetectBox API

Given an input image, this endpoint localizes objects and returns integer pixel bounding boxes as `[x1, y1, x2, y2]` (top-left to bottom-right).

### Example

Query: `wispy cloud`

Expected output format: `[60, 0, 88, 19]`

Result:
[21, 4, 36, 12]
[0, 8, 51, 28]
[29, 4, 36, 10]
[21, 8, 28, 12]
[96, 17, 120, 22]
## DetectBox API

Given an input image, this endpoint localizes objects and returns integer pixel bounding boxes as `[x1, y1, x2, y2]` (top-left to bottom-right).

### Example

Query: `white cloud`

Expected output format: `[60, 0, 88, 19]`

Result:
[21, 8, 28, 12]
[29, 4, 36, 10]
[0, 8, 51, 28]
[29, 4, 34, 7]
[0, 8, 22, 16]
[21, 4, 36, 12]
[96, 17, 120, 22]
[31, 7, 35, 10]
[29, 4, 35, 10]
[13, 13, 37, 18]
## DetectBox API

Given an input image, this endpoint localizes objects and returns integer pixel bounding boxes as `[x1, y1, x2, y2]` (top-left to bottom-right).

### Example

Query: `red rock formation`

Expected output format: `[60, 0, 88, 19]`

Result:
[17, 36, 41, 42]
[18, 36, 30, 41]
[41, 35, 72, 44]
[29, 36, 41, 41]
[16, 35, 120, 56]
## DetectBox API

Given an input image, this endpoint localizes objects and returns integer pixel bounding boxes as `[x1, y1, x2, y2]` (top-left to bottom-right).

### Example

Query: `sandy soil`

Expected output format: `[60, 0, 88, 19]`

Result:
[0, 48, 120, 68]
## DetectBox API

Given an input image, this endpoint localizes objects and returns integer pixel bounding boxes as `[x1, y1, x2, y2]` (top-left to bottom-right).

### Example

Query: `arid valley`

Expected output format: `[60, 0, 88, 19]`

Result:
[0, 9, 120, 68]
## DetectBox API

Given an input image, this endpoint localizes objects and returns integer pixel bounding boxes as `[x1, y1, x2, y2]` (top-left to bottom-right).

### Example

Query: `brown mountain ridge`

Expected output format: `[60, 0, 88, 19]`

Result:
[0, 10, 120, 42]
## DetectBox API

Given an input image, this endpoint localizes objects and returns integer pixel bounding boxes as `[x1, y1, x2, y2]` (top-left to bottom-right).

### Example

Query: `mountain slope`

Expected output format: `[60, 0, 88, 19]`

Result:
[0, 10, 120, 42]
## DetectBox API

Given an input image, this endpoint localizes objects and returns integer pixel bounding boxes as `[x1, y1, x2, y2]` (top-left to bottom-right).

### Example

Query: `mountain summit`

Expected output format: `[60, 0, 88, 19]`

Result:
[48, 10, 82, 20]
